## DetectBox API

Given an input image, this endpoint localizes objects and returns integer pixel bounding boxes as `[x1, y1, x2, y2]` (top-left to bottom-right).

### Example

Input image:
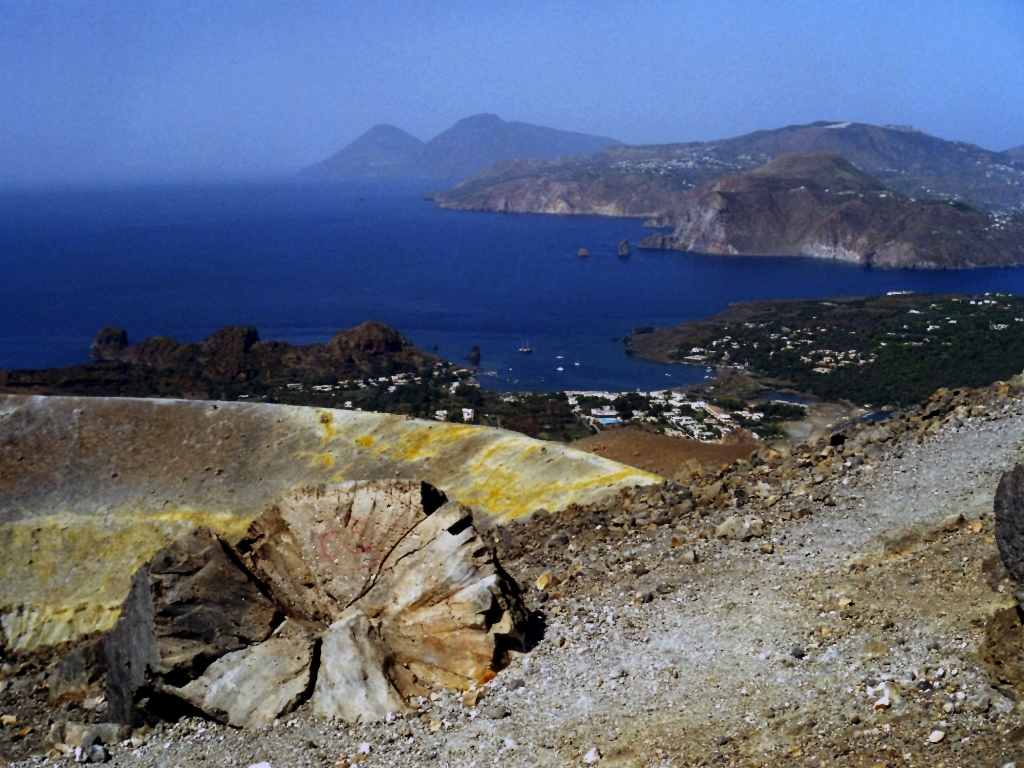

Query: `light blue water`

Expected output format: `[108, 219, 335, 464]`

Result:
[3, 180, 1024, 392]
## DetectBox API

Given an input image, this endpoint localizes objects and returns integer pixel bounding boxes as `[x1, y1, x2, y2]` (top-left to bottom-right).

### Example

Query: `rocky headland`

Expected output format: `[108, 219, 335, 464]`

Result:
[633, 153, 1024, 269]
[0, 321, 438, 401]
[431, 120, 1024, 218]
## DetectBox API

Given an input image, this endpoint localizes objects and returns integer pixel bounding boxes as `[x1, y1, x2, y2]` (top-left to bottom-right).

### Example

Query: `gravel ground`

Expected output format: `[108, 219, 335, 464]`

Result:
[4, 394, 1024, 767]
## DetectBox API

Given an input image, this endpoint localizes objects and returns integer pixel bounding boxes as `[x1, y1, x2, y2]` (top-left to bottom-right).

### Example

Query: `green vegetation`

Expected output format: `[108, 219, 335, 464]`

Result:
[663, 293, 1024, 407]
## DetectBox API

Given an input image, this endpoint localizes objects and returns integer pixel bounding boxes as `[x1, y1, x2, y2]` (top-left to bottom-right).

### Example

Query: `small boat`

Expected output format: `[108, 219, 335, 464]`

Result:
[556, 366, 564, 372]
[556, 354, 564, 360]
[518, 345, 532, 354]
[574, 361, 580, 367]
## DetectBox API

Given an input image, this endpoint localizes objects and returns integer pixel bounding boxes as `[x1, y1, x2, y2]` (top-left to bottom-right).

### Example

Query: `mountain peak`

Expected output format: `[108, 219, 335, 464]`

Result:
[300, 124, 424, 178]
[447, 113, 506, 131]
[303, 115, 619, 180]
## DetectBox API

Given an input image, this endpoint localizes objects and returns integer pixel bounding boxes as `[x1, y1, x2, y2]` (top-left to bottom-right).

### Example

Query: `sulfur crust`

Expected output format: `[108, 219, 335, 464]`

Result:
[0, 395, 659, 650]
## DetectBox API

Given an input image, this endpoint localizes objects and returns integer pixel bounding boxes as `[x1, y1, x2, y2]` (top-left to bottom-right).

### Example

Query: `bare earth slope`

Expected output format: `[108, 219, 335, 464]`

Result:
[8, 385, 1024, 765]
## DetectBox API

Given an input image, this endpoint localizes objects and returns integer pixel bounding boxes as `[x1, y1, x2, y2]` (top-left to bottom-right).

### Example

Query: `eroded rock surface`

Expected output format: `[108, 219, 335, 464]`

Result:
[237, 481, 448, 621]
[171, 620, 317, 728]
[311, 611, 406, 722]
[104, 527, 279, 724]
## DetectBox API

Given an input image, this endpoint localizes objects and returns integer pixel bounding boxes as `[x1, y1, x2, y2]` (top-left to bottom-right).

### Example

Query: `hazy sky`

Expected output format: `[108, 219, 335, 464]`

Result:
[2, 0, 1023, 183]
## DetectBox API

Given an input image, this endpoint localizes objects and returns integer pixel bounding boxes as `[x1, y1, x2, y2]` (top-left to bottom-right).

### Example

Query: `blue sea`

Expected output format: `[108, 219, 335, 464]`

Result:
[4, 179, 1024, 392]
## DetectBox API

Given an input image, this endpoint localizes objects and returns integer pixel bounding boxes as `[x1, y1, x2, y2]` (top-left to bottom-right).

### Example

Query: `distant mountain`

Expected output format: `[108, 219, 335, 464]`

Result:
[302, 114, 620, 181]
[634, 152, 1024, 270]
[301, 125, 425, 178]
[432, 120, 1024, 215]
[1007, 144, 1024, 161]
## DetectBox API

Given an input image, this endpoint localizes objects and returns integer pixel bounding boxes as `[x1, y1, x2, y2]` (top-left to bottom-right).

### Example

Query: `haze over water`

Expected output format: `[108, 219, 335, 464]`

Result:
[5, 180, 1024, 392]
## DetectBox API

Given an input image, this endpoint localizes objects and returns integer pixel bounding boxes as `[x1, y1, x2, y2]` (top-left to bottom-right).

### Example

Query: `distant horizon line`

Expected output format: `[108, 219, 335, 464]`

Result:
[3, 115, 1022, 188]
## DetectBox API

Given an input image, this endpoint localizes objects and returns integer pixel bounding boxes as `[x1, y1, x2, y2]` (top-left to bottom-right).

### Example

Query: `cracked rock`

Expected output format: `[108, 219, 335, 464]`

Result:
[100, 480, 527, 727]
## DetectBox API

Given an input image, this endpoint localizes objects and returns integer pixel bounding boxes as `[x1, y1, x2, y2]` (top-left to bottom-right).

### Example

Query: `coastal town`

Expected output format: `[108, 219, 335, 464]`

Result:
[273, 367, 805, 444]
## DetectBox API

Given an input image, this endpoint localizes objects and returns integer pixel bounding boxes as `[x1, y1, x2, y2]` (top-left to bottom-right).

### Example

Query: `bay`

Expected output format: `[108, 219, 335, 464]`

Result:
[3, 179, 1024, 392]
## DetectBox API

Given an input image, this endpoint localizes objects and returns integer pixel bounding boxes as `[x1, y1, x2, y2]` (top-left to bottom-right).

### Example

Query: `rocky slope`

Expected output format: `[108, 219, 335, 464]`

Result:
[5, 381, 1024, 765]
[0, 321, 438, 400]
[303, 114, 620, 181]
[634, 153, 1024, 269]
[432, 120, 1024, 217]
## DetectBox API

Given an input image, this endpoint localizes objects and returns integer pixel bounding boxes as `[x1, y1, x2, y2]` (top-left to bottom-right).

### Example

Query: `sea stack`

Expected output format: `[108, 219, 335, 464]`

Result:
[465, 346, 481, 364]
[617, 239, 631, 257]
[577, 248, 590, 257]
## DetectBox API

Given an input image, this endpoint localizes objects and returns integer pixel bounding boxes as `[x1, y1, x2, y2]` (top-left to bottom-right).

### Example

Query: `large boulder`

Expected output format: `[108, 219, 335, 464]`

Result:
[100, 480, 526, 726]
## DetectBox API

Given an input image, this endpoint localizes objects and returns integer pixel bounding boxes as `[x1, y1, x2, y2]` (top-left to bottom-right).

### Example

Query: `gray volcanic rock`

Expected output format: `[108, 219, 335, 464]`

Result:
[995, 464, 1024, 601]
[104, 527, 279, 724]
[171, 619, 317, 728]
[617, 239, 631, 256]
[236, 481, 447, 622]
[311, 610, 407, 722]
[356, 500, 529, 688]
[636, 152, 1024, 269]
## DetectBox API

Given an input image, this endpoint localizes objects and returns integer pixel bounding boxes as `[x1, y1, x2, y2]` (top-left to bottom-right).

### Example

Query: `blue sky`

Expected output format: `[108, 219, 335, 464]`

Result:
[1, 0, 1022, 183]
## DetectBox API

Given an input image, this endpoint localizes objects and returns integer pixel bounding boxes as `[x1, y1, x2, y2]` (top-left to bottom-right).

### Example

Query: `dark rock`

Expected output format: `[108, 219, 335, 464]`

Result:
[119, 336, 182, 366]
[464, 346, 481, 364]
[89, 328, 128, 361]
[637, 233, 677, 250]
[327, 320, 411, 356]
[104, 527, 279, 724]
[994, 464, 1024, 587]
[47, 635, 107, 704]
[790, 647, 806, 659]
[617, 239, 631, 257]
[199, 326, 259, 357]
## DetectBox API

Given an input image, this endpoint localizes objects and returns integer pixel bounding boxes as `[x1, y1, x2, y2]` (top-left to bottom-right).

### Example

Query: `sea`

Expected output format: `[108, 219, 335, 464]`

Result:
[4, 179, 1024, 393]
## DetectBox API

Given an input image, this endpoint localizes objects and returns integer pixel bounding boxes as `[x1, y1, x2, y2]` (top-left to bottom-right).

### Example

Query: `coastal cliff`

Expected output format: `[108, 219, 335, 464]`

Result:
[634, 153, 1024, 269]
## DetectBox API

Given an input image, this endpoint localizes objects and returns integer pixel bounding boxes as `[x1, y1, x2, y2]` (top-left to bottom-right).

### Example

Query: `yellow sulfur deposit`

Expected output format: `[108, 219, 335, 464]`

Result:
[0, 395, 658, 650]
